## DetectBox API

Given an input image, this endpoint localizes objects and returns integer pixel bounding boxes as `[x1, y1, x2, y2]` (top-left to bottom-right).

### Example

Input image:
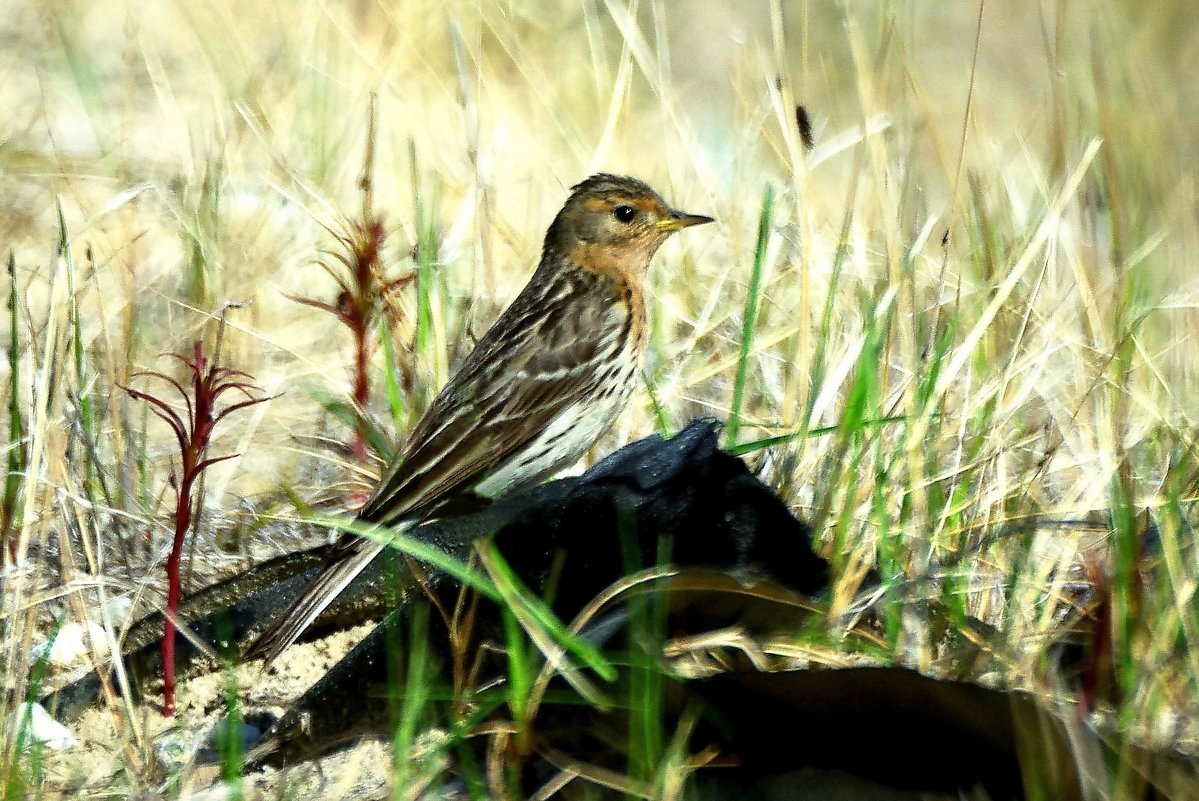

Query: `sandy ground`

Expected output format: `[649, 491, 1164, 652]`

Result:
[35, 620, 400, 800]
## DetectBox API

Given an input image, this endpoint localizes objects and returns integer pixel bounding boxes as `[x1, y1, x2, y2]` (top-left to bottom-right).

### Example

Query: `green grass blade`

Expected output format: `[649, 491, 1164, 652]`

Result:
[726, 413, 919, 457]
[304, 381, 396, 462]
[479, 539, 617, 686]
[216, 616, 245, 799]
[641, 370, 673, 436]
[413, 178, 439, 362]
[726, 184, 774, 447]
[391, 603, 434, 797]
[805, 204, 853, 425]
[3, 253, 24, 549]
[291, 510, 500, 601]
[378, 313, 409, 434]
[57, 200, 95, 500]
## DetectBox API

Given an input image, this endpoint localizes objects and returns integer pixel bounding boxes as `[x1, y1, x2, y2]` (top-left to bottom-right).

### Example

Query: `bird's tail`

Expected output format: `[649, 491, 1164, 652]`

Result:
[242, 528, 398, 663]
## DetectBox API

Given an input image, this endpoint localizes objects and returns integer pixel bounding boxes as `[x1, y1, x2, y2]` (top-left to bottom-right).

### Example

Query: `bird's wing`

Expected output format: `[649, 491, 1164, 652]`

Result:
[244, 270, 629, 662]
[358, 268, 624, 523]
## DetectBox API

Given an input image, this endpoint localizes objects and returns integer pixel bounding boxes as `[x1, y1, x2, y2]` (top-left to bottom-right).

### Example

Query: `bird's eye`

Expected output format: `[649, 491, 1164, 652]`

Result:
[612, 205, 637, 224]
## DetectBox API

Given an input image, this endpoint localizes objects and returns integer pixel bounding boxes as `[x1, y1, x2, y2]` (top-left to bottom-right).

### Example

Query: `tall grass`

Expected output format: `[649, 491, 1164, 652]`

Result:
[1, 0, 1197, 797]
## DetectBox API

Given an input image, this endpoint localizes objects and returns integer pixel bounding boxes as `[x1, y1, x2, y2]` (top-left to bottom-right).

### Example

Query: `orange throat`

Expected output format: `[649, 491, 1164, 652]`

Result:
[568, 241, 648, 351]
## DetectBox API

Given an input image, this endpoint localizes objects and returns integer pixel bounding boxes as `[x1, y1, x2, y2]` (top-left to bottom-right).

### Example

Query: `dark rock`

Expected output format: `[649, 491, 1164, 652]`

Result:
[246, 419, 827, 766]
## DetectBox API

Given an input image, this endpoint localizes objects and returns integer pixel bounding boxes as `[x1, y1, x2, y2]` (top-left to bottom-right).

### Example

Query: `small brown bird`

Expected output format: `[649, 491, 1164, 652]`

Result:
[246, 174, 712, 661]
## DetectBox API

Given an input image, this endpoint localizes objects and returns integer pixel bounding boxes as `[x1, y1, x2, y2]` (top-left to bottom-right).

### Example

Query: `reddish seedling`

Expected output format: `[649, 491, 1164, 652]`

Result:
[121, 340, 271, 716]
[288, 215, 411, 461]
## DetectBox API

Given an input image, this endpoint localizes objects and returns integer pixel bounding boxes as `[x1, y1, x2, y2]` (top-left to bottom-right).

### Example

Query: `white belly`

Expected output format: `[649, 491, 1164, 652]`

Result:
[473, 368, 635, 500]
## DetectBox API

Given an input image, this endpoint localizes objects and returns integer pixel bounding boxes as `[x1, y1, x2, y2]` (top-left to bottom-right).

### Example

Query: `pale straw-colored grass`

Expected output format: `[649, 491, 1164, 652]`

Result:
[2, 0, 1196, 796]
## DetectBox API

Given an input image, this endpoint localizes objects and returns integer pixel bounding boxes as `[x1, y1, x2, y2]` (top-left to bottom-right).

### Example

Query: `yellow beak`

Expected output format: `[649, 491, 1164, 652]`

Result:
[656, 210, 715, 231]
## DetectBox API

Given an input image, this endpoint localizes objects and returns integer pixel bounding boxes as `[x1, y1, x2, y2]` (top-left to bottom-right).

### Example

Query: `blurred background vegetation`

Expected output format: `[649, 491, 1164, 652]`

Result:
[2, 0, 1197, 796]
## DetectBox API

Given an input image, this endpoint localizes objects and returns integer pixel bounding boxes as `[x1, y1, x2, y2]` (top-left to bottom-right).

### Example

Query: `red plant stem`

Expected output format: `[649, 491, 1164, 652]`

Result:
[161, 341, 212, 717]
[126, 340, 270, 717]
[352, 317, 370, 461]
[161, 472, 195, 717]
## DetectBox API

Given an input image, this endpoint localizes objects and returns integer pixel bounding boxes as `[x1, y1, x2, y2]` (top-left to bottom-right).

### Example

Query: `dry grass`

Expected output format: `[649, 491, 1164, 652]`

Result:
[2, 0, 1198, 797]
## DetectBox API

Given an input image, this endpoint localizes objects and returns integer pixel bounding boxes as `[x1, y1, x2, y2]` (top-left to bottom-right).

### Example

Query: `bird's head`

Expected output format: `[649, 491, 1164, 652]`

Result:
[544, 174, 713, 277]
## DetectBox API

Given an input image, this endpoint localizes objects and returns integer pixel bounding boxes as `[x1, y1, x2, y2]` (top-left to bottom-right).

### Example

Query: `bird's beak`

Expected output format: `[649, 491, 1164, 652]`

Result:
[657, 210, 715, 231]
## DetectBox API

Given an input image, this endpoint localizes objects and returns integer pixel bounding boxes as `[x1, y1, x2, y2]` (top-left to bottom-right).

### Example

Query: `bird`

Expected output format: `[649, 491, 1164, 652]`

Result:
[244, 174, 713, 662]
